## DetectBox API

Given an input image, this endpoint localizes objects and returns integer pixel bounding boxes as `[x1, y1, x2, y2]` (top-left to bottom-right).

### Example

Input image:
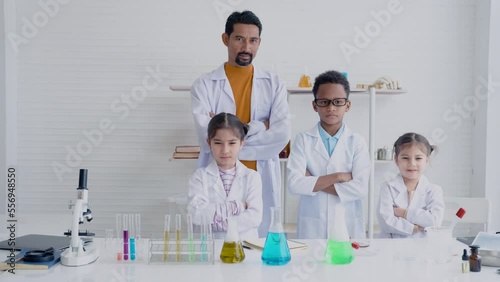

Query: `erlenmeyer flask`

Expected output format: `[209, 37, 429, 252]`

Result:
[324, 203, 354, 264]
[220, 216, 245, 263]
[262, 207, 291, 265]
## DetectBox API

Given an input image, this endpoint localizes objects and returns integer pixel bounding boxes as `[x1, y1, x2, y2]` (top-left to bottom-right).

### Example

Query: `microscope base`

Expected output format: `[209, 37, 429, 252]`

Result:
[61, 247, 99, 267]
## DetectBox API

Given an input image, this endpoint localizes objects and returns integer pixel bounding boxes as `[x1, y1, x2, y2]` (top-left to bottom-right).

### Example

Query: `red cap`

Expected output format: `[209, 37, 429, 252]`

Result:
[351, 242, 360, 249]
[456, 208, 466, 218]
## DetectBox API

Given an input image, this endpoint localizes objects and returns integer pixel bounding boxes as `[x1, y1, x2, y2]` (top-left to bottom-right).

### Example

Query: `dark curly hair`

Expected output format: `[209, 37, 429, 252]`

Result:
[312, 70, 350, 99]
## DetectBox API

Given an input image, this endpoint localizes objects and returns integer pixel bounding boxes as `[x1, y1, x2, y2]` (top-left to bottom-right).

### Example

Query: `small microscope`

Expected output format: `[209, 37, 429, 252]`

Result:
[61, 169, 99, 266]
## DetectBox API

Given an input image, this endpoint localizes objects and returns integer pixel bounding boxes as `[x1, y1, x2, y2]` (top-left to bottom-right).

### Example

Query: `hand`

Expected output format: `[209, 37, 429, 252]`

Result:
[335, 172, 352, 183]
[263, 120, 269, 130]
[393, 207, 406, 218]
[413, 224, 424, 234]
[209, 112, 215, 118]
[322, 185, 337, 195]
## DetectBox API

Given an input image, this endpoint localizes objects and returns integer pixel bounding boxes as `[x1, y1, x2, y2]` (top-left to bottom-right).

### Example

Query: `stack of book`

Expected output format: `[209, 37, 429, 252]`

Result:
[242, 239, 308, 251]
[172, 145, 200, 159]
[0, 249, 62, 270]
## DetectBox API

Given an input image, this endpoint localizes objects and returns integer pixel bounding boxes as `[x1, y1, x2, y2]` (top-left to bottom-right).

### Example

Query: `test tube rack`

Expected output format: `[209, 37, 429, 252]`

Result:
[148, 233, 215, 265]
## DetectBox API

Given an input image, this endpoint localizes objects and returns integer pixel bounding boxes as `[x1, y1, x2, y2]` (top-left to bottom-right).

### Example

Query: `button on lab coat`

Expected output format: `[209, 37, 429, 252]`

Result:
[287, 124, 370, 239]
[191, 64, 291, 237]
[188, 160, 263, 240]
[377, 174, 444, 238]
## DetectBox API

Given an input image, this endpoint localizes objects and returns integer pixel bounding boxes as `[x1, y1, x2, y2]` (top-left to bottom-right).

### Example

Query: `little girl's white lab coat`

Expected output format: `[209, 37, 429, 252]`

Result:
[377, 174, 444, 238]
[188, 160, 263, 240]
[287, 124, 370, 239]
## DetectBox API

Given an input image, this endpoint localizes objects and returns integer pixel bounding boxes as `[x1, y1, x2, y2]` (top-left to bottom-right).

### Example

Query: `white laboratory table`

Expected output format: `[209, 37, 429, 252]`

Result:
[1, 236, 499, 282]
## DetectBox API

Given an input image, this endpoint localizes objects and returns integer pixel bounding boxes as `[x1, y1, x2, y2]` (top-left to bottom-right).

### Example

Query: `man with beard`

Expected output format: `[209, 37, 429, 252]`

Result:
[191, 10, 291, 237]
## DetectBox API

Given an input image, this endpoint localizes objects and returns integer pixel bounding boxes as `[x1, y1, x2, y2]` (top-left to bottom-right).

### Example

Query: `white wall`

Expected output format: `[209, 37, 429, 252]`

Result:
[471, 0, 499, 233]
[3, 0, 490, 236]
[471, 0, 490, 199]
[0, 0, 6, 214]
[484, 1, 500, 232]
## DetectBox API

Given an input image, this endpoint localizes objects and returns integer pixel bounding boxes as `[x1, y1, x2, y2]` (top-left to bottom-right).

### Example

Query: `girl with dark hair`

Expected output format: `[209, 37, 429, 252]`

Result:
[377, 133, 445, 238]
[188, 113, 263, 240]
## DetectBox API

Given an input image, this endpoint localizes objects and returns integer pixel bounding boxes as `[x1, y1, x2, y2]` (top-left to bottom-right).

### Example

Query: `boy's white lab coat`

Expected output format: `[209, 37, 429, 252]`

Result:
[377, 174, 444, 238]
[188, 160, 263, 240]
[191, 64, 291, 237]
[287, 124, 370, 239]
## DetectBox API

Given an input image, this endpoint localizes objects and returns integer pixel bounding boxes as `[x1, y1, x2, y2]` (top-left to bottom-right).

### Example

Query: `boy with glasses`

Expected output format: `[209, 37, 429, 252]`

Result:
[287, 70, 370, 239]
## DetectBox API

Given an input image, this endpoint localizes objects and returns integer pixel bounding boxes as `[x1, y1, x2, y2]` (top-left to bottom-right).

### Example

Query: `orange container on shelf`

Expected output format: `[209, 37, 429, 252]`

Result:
[298, 75, 312, 87]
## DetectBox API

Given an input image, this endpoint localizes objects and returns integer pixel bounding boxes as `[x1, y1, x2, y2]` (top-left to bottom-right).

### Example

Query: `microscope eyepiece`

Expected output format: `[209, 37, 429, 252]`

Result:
[78, 169, 88, 189]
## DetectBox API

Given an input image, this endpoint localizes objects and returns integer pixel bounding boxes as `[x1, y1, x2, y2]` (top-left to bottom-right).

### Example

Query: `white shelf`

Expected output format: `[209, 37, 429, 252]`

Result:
[170, 157, 288, 163]
[287, 87, 407, 95]
[172, 85, 408, 95]
[169, 85, 191, 91]
[375, 159, 394, 164]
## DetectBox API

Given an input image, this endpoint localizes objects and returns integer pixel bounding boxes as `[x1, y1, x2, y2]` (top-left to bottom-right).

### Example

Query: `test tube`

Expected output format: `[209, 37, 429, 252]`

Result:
[187, 214, 194, 262]
[123, 214, 129, 260]
[135, 214, 141, 261]
[129, 214, 136, 261]
[115, 214, 123, 261]
[176, 214, 181, 262]
[116, 214, 122, 239]
[135, 214, 141, 239]
[208, 222, 213, 240]
[163, 214, 170, 261]
[200, 217, 207, 262]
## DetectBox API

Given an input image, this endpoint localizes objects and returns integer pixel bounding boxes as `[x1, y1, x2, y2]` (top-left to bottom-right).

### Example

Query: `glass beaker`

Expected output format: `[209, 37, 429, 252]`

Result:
[262, 207, 291, 265]
[220, 216, 245, 263]
[324, 203, 354, 264]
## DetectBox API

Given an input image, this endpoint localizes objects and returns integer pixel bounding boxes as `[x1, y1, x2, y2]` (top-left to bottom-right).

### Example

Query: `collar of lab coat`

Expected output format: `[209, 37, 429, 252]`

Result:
[305, 122, 353, 161]
[210, 63, 271, 81]
[205, 159, 251, 199]
[209, 63, 272, 108]
[387, 173, 430, 202]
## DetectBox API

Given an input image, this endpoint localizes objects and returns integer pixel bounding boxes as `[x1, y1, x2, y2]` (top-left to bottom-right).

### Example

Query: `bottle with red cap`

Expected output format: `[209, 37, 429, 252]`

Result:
[448, 208, 466, 231]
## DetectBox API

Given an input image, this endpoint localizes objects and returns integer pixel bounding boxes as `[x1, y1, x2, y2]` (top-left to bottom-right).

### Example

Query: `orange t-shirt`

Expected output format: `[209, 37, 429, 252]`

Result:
[224, 63, 257, 171]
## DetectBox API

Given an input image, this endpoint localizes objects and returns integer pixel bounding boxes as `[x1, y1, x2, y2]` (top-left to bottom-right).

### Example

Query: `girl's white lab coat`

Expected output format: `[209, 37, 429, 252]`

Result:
[191, 64, 291, 237]
[188, 160, 263, 240]
[377, 174, 444, 238]
[287, 124, 370, 239]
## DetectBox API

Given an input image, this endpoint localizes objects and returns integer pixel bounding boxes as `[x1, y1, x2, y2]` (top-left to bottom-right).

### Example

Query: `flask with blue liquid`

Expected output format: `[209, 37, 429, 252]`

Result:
[261, 207, 291, 265]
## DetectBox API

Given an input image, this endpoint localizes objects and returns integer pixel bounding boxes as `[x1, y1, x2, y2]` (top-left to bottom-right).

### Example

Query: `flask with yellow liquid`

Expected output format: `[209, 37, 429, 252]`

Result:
[220, 216, 245, 263]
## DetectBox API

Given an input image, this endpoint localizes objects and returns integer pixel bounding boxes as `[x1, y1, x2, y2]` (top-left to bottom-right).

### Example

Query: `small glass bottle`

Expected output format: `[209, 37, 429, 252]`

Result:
[469, 245, 481, 272]
[461, 249, 469, 273]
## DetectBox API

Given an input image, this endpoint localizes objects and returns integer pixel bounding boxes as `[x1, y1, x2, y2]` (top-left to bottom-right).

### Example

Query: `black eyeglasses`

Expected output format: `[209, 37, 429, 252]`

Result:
[314, 98, 348, 107]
